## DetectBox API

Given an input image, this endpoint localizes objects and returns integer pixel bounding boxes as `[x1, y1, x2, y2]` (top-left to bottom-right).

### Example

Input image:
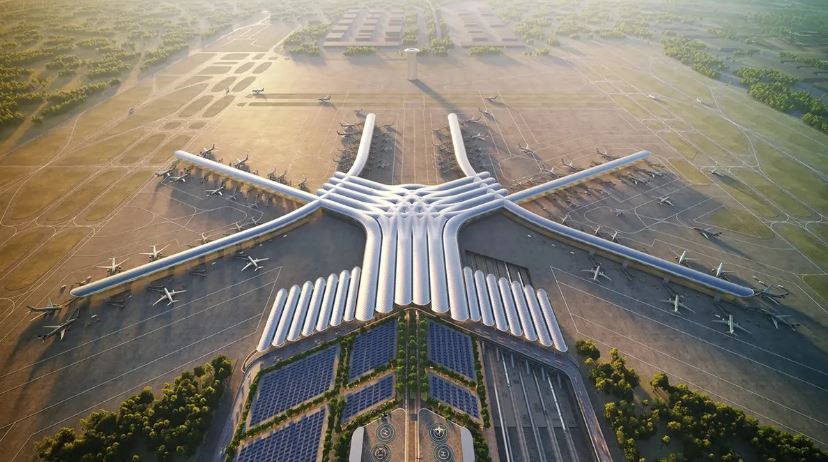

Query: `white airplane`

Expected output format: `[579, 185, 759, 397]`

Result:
[470, 132, 486, 141]
[38, 309, 80, 341]
[168, 172, 189, 183]
[140, 244, 169, 261]
[155, 167, 175, 177]
[593, 225, 602, 236]
[658, 196, 674, 206]
[251, 88, 265, 95]
[763, 310, 793, 329]
[478, 107, 493, 118]
[752, 277, 790, 305]
[462, 115, 481, 124]
[241, 255, 269, 272]
[560, 213, 569, 225]
[27, 300, 63, 319]
[647, 94, 659, 101]
[484, 95, 498, 102]
[340, 122, 359, 128]
[712, 314, 751, 335]
[97, 257, 127, 275]
[518, 143, 535, 154]
[199, 144, 217, 157]
[232, 154, 249, 169]
[206, 185, 225, 196]
[711, 262, 733, 279]
[582, 265, 611, 282]
[710, 167, 726, 177]
[562, 159, 578, 171]
[298, 177, 309, 191]
[674, 250, 693, 266]
[610, 230, 619, 242]
[317, 95, 331, 103]
[597, 148, 617, 160]
[693, 227, 722, 240]
[152, 287, 186, 307]
[188, 233, 211, 248]
[614, 208, 624, 217]
[696, 97, 704, 105]
[662, 294, 695, 313]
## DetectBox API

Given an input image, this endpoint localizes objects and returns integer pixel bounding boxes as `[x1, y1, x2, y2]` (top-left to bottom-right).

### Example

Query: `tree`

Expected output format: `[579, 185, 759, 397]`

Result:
[651, 372, 671, 392]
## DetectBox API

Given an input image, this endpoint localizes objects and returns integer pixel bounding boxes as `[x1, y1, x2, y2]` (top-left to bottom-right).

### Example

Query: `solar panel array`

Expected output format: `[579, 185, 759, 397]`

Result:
[250, 346, 337, 426]
[342, 374, 394, 421]
[430, 374, 479, 418]
[427, 321, 476, 381]
[237, 409, 325, 462]
[349, 319, 397, 382]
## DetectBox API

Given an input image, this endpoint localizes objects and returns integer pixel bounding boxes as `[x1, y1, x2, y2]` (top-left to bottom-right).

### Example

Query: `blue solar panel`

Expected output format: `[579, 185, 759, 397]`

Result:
[427, 321, 476, 381]
[237, 409, 325, 462]
[430, 374, 479, 418]
[349, 319, 397, 382]
[250, 346, 337, 426]
[342, 375, 395, 421]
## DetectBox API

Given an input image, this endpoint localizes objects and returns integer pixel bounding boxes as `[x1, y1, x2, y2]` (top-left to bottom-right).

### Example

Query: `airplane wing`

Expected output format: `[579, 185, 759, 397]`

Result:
[241, 262, 252, 272]
[735, 323, 751, 334]
[602, 274, 612, 281]
[710, 319, 728, 325]
[59, 329, 66, 341]
[152, 295, 166, 306]
[42, 325, 60, 329]
[680, 304, 695, 313]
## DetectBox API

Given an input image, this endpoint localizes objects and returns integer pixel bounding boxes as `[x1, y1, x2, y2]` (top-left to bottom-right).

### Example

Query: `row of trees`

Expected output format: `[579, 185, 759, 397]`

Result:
[736, 66, 828, 134]
[662, 37, 724, 78]
[576, 339, 827, 462]
[35, 356, 232, 462]
[41, 80, 119, 116]
[343, 46, 376, 57]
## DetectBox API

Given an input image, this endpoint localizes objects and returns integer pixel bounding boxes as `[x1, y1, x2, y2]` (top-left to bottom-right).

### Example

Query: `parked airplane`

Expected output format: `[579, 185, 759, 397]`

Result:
[662, 294, 695, 313]
[614, 208, 624, 217]
[298, 177, 309, 191]
[340, 122, 358, 128]
[317, 95, 331, 103]
[582, 265, 611, 282]
[712, 314, 750, 335]
[674, 250, 693, 266]
[97, 257, 126, 275]
[610, 230, 619, 242]
[658, 196, 674, 206]
[593, 225, 602, 236]
[241, 255, 269, 272]
[562, 159, 579, 172]
[470, 132, 486, 141]
[597, 148, 617, 160]
[152, 287, 186, 307]
[155, 167, 175, 177]
[251, 88, 265, 95]
[711, 262, 733, 279]
[693, 227, 722, 240]
[484, 95, 498, 102]
[461, 115, 481, 124]
[752, 277, 791, 305]
[27, 300, 63, 319]
[478, 107, 493, 118]
[140, 244, 169, 261]
[518, 143, 535, 154]
[560, 213, 570, 225]
[710, 167, 726, 177]
[168, 172, 189, 183]
[206, 184, 225, 196]
[762, 309, 794, 330]
[188, 233, 211, 248]
[647, 94, 659, 101]
[232, 154, 249, 169]
[199, 144, 217, 157]
[38, 309, 80, 341]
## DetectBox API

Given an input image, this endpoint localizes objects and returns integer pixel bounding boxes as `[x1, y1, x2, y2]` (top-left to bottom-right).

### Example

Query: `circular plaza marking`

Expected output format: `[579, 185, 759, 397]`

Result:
[429, 423, 448, 442]
[371, 444, 390, 462]
[376, 422, 396, 442]
[434, 444, 454, 462]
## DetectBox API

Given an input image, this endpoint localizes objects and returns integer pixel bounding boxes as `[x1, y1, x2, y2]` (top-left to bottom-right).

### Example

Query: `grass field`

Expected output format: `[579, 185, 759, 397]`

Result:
[734, 168, 813, 218]
[707, 206, 774, 239]
[56, 129, 146, 165]
[108, 83, 208, 134]
[753, 140, 828, 215]
[612, 95, 651, 119]
[803, 275, 828, 302]
[203, 95, 235, 118]
[712, 174, 780, 219]
[119, 133, 168, 164]
[73, 85, 154, 143]
[82, 169, 153, 222]
[661, 132, 700, 160]
[150, 135, 191, 163]
[775, 223, 828, 272]
[42, 169, 127, 222]
[179, 95, 215, 117]
[0, 167, 35, 188]
[3, 228, 90, 292]
[0, 228, 53, 277]
[1, 124, 73, 166]
[8, 168, 90, 220]
[670, 101, 749, 157]
[668, 159, 710, 185]
[684, 132, 736, 165]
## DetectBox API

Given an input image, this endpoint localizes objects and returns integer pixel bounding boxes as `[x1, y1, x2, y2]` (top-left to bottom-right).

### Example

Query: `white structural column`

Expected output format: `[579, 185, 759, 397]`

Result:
[289, 281, 314, 341]
[378, 216, 398, 312]
[344, 266, 361, 322]
[427, 217, 449, 313]
[511, 280, 537, 342]
[394, 217, 413, 306]
[464, 267, 481, 322]
[411, 217, 430, 305]
[524, 284, 552, 347]
[316, 273, 338, 332]
[538, 288, 568, 352]
[448, 113, 477, 177]
[330, 270, 351, 327]
[498, 277, 522, 337]
[303, 277, 326, 336]
[257, 288, 287, 352]
[474, 270, 494, 326]
[273, 284, 301, 347]
[345, 113, 376, 177]
[487, 274, 508, 332]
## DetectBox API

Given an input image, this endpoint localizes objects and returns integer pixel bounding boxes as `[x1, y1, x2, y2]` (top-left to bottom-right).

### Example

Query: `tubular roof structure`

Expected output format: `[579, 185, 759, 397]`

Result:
[71, 112, 755, 339]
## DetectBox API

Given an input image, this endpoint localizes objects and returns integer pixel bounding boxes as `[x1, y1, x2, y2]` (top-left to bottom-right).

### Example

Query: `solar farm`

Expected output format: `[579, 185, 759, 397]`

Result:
[342, 374, 395, 421]
[348, 319, 397, 382]
[427, 320, 477, 381]
[236, 409, 326, 462]
[429, 374, 480, 419]
[248, 346, 338, 426]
